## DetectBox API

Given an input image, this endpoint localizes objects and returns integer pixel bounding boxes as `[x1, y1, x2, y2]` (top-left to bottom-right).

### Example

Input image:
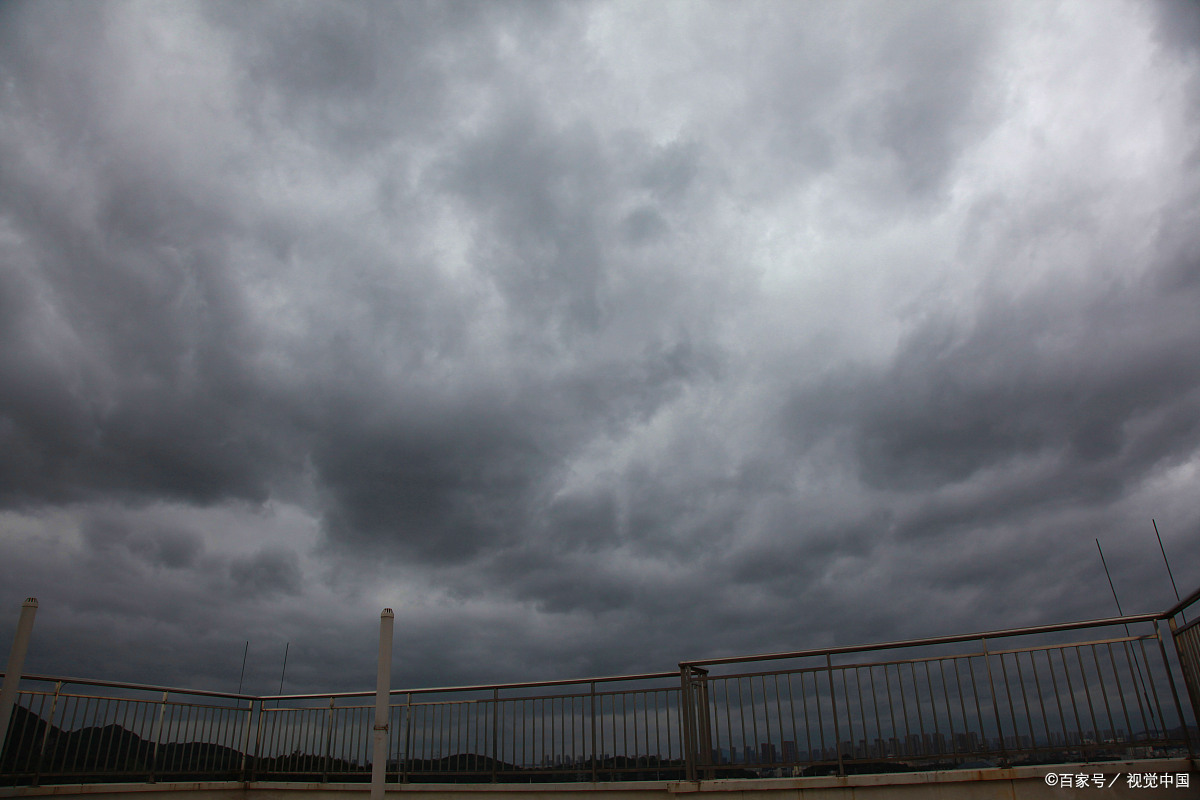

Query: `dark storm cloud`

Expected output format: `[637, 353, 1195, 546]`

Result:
[230, 549, 302, 597]
[83, 513, 205, 570]
[1150, 0, 1200, 59]
[832, 277, 1200, 499]
[1, 0, 1199, 696]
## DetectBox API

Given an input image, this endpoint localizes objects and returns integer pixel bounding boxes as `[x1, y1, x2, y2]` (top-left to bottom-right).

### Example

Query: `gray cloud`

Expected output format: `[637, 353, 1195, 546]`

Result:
[1, 0, 1198, 697]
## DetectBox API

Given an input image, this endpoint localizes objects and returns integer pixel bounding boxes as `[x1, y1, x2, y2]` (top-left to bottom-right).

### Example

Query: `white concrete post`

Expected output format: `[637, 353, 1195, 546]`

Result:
[0, 597, 38, 758]
[370, 608, 394, 800]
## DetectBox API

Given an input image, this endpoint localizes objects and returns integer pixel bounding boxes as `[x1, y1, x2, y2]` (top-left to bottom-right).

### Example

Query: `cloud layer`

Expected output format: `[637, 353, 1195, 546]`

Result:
[1, 0, 1199, 694]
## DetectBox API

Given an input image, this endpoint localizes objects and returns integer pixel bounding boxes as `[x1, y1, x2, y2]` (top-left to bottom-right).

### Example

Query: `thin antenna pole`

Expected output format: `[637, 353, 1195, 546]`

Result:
[278, 642, 290, 700]
[1096, 538, 1123, 615]
[1152, 520, 1185, 625]
[237, 641, 249, 696]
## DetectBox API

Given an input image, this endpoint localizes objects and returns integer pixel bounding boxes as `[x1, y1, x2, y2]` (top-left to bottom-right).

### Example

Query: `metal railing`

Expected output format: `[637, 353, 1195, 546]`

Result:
[2, 585, 1198, 786]
[678, 614, 1194, 778]
[247, 672, 684, 783]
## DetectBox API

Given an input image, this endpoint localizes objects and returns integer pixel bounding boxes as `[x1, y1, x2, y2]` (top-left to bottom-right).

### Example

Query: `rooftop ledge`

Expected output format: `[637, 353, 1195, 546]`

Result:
[3, 759, 1196, 798]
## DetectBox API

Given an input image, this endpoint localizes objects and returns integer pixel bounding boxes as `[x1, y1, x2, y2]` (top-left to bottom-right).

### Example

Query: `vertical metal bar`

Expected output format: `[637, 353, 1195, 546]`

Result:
[589, 683, 596, 781]
[1073, 646, 1100, 755]
[749, 677, 760, 765]
[94, 696, 109, 772]
[843, 668, 856, 760]
[95, 697, 115, 773]
[938, 660, 955, 756]
[96, 696, 112, 772]
[910, 662, 925, 755]
[1120, 640, 1150, 740]
[782, 673, 797, 766]
[435, 703, 442, 769]
[200, 703, 213, 773]
[896, 663, 911, 754]
[169, 698, 183, 774]
[32, 681, 62, 786]
[772, 673, 785, 763]
[924, 661, 941, 754]
[60, 694, 82, 775]
[1028, 651, 1051, 751]
[884, 663, 898, 757]
[966, 654, 984, 753]
[953, 658, 970, 757]
[620, 692, 628, 766]
[492, 689, 500, 782]
[719, 678, 731, 766]
[321, 696, 334, 781]
[1137, 634, 1169, 744]
[402, 697, 413, 782]
[1059, 648, 1082, 748]
[982, 638, 1006, 761]
[809, 670, 823, 760]
[444, 700, 452, 768]
[1013, 652, 1033, 751]
[827, 654, 843, 775]
[116, 695, 135, 777]
[1046, 648, 1069, 750]
[1105, 643, 1133, 745]
[643, 691, 651, 767]
[653, 689, 662, 770]
[74, 695, 92, 773]
[868, 665, 883, 759]
[1089, 644, 1116, 744]
[998, 653, 1017, 751]
[149, 691, 168, 782]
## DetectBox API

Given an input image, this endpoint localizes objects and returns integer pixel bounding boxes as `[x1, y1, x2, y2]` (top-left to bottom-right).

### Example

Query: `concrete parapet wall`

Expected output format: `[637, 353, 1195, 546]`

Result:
[2, 760, 1196, 799]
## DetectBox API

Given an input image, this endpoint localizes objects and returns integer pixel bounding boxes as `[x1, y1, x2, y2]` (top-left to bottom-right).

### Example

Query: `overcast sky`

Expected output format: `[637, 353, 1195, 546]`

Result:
[2, 0, 1199, 697]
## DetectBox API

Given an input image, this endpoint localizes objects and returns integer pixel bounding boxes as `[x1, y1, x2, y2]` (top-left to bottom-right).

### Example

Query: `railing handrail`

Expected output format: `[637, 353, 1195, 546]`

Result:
[259, 670, 682, 701]
[0, 673, 256, 701]
[0, 669, 682, 704]
[1165, 582, 1200, 619]
[678, 611, 1165, 668]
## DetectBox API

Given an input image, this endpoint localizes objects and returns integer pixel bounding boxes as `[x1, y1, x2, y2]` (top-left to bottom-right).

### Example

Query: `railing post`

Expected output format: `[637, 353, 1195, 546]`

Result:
[0, 597, 38, 761]
[371, 608, 394, 800]
[1166, 617, 1198, 757]
[679, 667, 695, 780]
[678, 665, 710, 781]
[241, 698, 260, 782]
[694, 668, 711, 779]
